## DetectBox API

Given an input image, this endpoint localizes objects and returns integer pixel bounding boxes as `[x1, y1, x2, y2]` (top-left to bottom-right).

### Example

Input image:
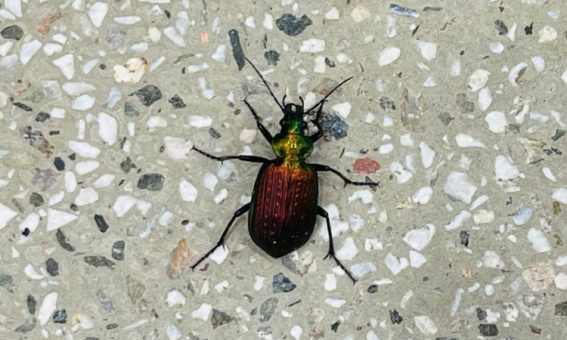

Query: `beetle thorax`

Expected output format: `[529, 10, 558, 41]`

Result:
[271, 133, 313, 164]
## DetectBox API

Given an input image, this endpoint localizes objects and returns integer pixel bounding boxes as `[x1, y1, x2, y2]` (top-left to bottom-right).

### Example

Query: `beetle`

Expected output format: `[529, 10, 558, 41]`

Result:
[190, 57, 378, 282]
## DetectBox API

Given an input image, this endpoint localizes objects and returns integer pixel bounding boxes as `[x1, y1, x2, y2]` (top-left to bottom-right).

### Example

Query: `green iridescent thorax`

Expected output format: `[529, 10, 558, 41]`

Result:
[272, 132, 314, 164]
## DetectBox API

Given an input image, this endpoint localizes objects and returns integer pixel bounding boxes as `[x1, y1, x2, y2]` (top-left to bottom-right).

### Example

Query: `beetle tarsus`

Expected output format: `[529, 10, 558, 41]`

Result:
[318, 206, 358, 284]
[311, 163, 379, 188]
[190, 203, 250, 271]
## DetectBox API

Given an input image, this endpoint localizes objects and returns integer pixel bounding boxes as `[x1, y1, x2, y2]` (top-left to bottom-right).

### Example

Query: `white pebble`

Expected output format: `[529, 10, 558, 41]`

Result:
[20, 40, 41, 65]
[555, 273, 567, 290]
[414, 315, 437, 335]
[347, 189, 373, 204]
[290, 325, 303, 340]
[163, 26, 186, 47]
[508, 62, 528, 86]
[531, 56, 545, 73]
[478, 87, 492, 111]
[364, 239, 383, 251]
[97, 112, 118, 145]
[180, 179, 198, 202]
[263, 13, 274, 29]
[332, 102, 351, 118]
[485, 111, 507, 133]
[473, 210, 494, 224]
[419, 142, 435, 169]
[76, 160, 100, 175]
[483, 250, 505, 269]
[538, 25, 558, 43]
[416, 41, 437, 61]
[147, 116, 167, 130]
[0, 203, 18, 230]
[88, 2, 108, 27]
[495, 155, 520, 181]
[74, 187, 99, 206]
[198, 77, 214, 99]
[450, 58, 461, 76]
[456, 133, 485, 148]
[350, 5, 370, 22]
[203, 173, 218, 191]
[166, 290, 186, 307]
[164, 136, 192, 160]
[254, 276, 265, 290]
[513, 206, 532, 225]
[562, 67, 567, 86]
[191, 303, 212, 321]
[189, 115, 212, 128]
[62, 82, 96, 96]
[53, 54, 75, 80]
[299, 38, 325, 53]
[403, 224, 435, 251]
[187, 62, 209, 73]
[114, 16, 141, 25]
[214, 188, 228, 204]
[72, 94, 95, 111]
[378, 47, 400, 66]
[542, 167, 556, 182]
[93, 174, 114, 188]
[68, 141, 100, 158]
[445, 210, 471, 230]
[324, 274, 337, 291]
[552, 188, 567, 203]
[166, 325, 182, 340]
[390, 161, 413, 184]
[527, 228, 551, 253]
[412, 187, 433, 205]
[325, 7, 340, 20]
[378, 143, 393, 154]
[444, 172, 477, 204]
[176, 11, 190, 34]
[336, 237, 358, 260]
[325, 298, 346, 308]
[409, 250, 427, 268]
[350, 262, 377, 277]
[113, 57, 148, 83]
[244, 16, 256, 28]
[484, 284, 495, 296]
[112, 195, 137, 217]
[468, 69, 490, 92]
[384, 253, 409, 275]
[38, 292, 58, 325]
[489, 42, 505, 54]
[211, 44, 226, 62]
[47, 209, 78, 231]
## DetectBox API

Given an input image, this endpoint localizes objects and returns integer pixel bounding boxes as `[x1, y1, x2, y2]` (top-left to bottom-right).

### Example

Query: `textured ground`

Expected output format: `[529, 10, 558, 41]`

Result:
[1, 0, 567, 339]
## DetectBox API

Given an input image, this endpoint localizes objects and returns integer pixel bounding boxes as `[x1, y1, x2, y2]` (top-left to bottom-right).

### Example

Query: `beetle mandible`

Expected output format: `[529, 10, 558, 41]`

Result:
[190, 57, 378, 283]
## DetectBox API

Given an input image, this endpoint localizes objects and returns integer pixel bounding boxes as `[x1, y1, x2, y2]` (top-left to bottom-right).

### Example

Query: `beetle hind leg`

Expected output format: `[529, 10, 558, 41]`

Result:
[317, 206, 358, 284]
[190, 203, 250, 271]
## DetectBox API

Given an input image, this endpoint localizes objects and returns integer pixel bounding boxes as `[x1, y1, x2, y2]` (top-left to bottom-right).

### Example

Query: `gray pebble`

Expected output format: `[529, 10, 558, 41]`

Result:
[275, 14, 312, 36]
[137, 173, 165, 191]
[211, 309, 233, 329]
[130, 85, 163, 107]
[84, 256, 115, 268]
[27, 295, 37, 314]
[260, 297, 278, 322]
[321, 112, 349, 140]
[124, 102, 140, 117]
[45, 258, 59, 276]
[1, 25, 23, 40]
[53, 309, 67, 323]
[555, 301, 567, 316]
[478, 324, 498, 336]
[272, 272, 296, 293]
[112, 241, 125, 261]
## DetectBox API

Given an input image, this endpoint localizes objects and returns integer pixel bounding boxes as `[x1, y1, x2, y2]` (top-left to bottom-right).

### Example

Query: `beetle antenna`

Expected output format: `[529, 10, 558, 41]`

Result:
[282, 94, 287, 107]
[245, 57, 285, 113]
[299, 96, 304, 109]
[306, 76, 353, 113]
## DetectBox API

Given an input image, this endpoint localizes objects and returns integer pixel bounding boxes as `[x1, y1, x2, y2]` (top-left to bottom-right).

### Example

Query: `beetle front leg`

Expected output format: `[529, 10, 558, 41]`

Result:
[311, 163, 379, 187]
[318, 206, 357, 284]
[244, 99, 273, 143]
[191, 203, 250, 270]
[192, 146, 268, 163]
[309, 100, 326, 143]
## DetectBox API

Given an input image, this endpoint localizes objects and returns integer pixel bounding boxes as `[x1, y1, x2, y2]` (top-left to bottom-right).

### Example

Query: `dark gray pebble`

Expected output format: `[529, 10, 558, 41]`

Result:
[1, 25, 24, 40]
[459, 230, 470, 247]
[494, 20, 508, 35]
[476, 307, 487, 320]
[379, 96, 396, 111]
[124, 102, 140, 117]
[168, 95, 186, 108]
[84, 256, 115, 268]
[264, 50, 280, 66]
[438, 112, 454, 125]
[14, 102, 33, 112]
[211, 309, 233, 329]
[27, 295, 37, 314]
[137, 173, 165, 191]
[112, 241, 125, 261]
[389, 309, 403, 324]
[55, 229, 75, 252]
[272, 272, 296, 293]
[259, 297, 278, 322]
[45, 258, 59, 276]
[478, 324, 498, 336]
[14, 319, 35, 333]
[53, 157, 65, 171]
[53, 309, 67, 323]
[555, 301, 567, 316]
[331, 321, 340, 332]
[275, 14, 312, 36]
[228, 29, 245, 70]
[0, 273, 14, 291]
[551, 129, 566, 141]
[367, 284, 378, 293]
[35, 111, 51, 122]
[29, 192, 44, 207]
[120, 157, 137, 174]
[94, 214, 109, 233]
[525, 22, 534, 35]
[130, 85, 163, 106]
[208, 127, 221, 139]
[321, 113, 349, 140]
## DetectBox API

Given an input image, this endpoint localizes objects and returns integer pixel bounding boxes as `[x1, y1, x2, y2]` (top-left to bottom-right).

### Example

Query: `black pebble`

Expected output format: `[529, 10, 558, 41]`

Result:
[168, 95, 186, 108]
[476, 307, 487, 320]
[112, 241, 125, 261]
[45, 258, 59, 276]
[478, 324, 498, 336]
[35, 111, 50, 122]
[525, 22, 534, 35]
[264, 50, 280, 66]
[228, 29, 245, 70]
[52, 309, 67, 323]
[130, 85, 163, 106]
[275, 14, 313, 36]
[27, 295, 37, 314]
[14, 102, 33, 112]
[1, 25, 24, 40]
[272, 272, 296, 293]
[389, 309, 403, 324]
[53, 157, 65, 171]
[94, 214, 109, 233]
[137, 173, 165, 191]
[367, 284, 378, 293]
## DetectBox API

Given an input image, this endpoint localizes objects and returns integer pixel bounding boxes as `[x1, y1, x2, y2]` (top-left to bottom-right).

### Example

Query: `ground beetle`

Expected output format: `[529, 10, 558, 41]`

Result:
[190, 58, 378, 282]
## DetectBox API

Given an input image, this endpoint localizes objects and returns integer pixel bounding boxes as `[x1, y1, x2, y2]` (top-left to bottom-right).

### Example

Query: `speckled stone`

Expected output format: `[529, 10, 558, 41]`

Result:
[264, 50, 280, 66]
[130, 85, 162, 106]
[389, 309, 403, 324]
[275, 14, 312, 36]
[321, 112, 349, 140]
[211, 309, 233, 329]
[272, 273, 296, 293]
[228, 29, 245, 70]
[555, 301, 567, 316]
[55, 229, 75, 252]
[137, 173, 165, 191]
[1, 25, 24, 40]
[29, 192, 44, 207]
[168, 94, 186, 108]
[124, 102, 140, 117]
[111, 241, 125, 261]
[259, 297, 278, 322]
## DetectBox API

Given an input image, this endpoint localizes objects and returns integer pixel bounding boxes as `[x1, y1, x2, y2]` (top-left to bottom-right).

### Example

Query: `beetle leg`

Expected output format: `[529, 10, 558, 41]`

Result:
[190, 203, 250, 270]
[244, 99, 273, 143]
[309, 100, 326, 143]
[192, 146, 269, 163]
[311, 163, 379, 187]
[317, 206, 357, 284]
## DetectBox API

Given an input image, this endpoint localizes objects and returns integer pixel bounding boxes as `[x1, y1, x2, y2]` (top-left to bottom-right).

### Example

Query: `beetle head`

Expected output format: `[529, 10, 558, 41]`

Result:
[279, 98, 308, 134]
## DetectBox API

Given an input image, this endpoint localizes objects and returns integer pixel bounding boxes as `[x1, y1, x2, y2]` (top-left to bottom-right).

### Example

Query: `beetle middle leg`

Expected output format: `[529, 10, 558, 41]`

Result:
[192, 146, 268, 163]
[191, 203, 250, 270]
[317, 206, 357, 283]
[311, 163, 379, 187]
[244, 99, 273, 143]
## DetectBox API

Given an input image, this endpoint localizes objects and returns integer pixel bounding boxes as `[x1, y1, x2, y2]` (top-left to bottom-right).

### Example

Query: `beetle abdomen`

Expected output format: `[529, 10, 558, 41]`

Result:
[249, 162, 318, 258]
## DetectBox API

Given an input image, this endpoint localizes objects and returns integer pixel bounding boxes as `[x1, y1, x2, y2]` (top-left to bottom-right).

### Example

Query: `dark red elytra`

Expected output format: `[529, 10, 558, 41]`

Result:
[190, 57, 379, 283]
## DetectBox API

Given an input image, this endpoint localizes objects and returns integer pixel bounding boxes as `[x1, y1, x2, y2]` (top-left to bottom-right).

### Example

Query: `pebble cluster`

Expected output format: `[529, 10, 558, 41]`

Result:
[1, 0, 566, 339]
